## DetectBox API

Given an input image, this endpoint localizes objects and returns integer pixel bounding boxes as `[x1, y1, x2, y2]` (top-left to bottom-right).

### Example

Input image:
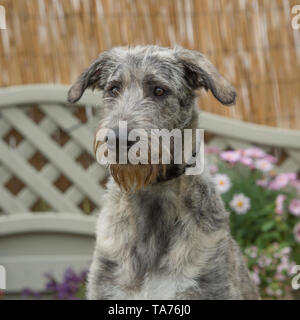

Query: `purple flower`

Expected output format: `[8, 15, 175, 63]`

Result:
[22, 268, 87, 300]
[63, 268, 80, 283]
[21, 288, 41, 299]
[45, 268, 87, 300]
[79, 270, 88, 281]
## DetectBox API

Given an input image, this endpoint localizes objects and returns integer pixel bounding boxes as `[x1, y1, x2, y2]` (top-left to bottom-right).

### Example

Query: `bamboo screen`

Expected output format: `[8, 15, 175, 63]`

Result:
[0, 0, 299, 129]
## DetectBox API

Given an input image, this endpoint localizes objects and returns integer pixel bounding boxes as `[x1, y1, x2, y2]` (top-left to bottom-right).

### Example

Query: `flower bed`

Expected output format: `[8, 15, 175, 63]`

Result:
[207, 147, 300, 299]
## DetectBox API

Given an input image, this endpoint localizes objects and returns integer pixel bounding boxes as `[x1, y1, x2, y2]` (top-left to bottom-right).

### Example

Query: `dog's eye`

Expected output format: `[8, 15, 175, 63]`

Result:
[109, 86, 120, 97]
[153, 87, 165, 97]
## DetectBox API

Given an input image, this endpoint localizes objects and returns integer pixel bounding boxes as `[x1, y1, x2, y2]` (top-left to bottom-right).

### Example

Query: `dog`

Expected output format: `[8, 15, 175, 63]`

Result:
[68, 45, 259, 300]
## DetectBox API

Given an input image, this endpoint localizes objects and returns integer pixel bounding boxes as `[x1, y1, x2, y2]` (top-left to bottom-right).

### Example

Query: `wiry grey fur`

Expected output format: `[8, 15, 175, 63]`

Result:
[68, 45, 259, 300]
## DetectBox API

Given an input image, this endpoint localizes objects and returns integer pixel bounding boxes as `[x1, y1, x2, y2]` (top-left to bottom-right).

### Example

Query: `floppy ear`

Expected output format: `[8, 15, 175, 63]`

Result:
[68, 51, 111, 103]
[175, 48, 236, 105]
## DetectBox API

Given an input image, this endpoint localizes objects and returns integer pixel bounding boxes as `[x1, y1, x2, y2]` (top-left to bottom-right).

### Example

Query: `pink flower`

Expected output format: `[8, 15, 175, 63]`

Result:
[243, 147, 266, 158]
[289, 199, 300, 217]
[249, 271, 261, 285]
[220, 150, 240, 163]
[281, 256, 289, 265]
[290, 180, 300, 193]
[277, 261, 289, 274]
[258, 256, 272, 267]
[293, 222, 300, 243]
[209, 164, 218, 175]
[270, 173, 297, 190]
[255, 159, 274, 172]
[264, 154, 277, 164]
[240, 156, 253, 167]
[275, 194, 286, 215]
[275, 272, 286, 281]
[285, 173, 297, 181]
[269, 173, 292, 190]
[256, 179, 268, 187]
[280, 247, 291, 256]
[205, 147, 220, 154]
[288, 262, 297, 275]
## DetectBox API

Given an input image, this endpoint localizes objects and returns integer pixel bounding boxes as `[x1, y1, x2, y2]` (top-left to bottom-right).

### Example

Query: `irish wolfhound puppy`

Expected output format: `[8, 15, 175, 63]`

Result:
[68, 45, 259, 300]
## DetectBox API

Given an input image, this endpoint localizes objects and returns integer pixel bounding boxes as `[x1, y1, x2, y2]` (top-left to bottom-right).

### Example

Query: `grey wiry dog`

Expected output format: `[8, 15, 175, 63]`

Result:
[68, 45, 259, 300]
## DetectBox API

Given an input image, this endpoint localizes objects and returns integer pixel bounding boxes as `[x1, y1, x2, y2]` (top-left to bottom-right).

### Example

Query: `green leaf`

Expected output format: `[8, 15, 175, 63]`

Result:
[261, 220, 276, 232]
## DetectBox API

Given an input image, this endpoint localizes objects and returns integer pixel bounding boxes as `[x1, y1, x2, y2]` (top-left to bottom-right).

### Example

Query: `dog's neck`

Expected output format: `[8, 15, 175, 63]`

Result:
[148, 108, 200, 184]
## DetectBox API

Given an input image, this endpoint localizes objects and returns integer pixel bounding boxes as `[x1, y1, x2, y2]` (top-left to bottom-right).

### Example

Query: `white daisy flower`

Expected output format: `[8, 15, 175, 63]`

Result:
[213, 174, 232, 194]
[230, 193, 251, 214]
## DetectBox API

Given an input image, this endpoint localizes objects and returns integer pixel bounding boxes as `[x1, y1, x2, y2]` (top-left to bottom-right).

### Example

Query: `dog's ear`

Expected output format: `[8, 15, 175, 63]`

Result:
[68, 51, 111, 103]
[175, 48, 236, 105]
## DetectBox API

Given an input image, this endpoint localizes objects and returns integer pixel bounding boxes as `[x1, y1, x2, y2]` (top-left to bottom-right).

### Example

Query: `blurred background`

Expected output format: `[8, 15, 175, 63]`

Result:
[0, 0, 300, 128]
[0, 0, 300, 300]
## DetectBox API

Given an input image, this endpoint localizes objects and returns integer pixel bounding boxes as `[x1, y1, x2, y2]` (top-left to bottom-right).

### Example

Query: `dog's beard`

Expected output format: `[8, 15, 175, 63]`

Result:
[110, 163, 166, 192]
[94, 136, 167, 192]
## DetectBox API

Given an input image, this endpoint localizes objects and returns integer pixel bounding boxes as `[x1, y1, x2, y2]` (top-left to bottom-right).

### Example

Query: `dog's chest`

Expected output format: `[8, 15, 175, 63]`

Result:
[109, 272, 198, 300]
[95, 186, 199, 292]
[93, 181, 231, 299]
[97, 186, 181, 256]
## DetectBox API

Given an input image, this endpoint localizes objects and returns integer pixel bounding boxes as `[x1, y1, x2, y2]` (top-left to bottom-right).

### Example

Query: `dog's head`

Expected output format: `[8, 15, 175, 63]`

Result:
[68, 46, 236, 191]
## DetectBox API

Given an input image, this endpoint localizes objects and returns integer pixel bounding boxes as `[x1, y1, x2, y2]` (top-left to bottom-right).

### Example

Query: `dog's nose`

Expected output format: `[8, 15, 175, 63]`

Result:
[106, 128, 136, 149]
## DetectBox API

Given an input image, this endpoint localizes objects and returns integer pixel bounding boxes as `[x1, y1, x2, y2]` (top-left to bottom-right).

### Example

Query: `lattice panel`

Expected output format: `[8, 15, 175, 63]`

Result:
[0, 86, 299, 218]
[0, 103, 107, 216]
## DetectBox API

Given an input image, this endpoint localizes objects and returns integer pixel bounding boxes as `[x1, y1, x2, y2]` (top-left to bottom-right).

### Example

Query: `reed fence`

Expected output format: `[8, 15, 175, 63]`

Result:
[0, 0, 299, 129]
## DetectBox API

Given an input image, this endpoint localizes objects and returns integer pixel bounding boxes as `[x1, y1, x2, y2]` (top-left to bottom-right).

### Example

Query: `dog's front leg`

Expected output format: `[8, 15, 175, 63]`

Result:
[86, 252, 118, 300]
